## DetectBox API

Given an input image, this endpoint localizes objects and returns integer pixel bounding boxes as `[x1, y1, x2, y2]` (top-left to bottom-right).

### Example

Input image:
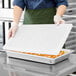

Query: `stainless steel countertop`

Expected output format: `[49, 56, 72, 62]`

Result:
[0, 51, 76, 76]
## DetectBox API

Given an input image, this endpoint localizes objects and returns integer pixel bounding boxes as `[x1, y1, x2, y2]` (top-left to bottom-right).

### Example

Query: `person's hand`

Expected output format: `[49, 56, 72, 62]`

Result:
[8, 22, 19, 39]
[54, 15, 65, 24]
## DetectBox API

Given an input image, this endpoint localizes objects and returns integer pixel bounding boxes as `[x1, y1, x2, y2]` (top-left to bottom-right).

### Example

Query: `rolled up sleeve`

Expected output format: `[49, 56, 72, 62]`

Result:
[55, 0, 68, 7]
[13, 0, 26, 10]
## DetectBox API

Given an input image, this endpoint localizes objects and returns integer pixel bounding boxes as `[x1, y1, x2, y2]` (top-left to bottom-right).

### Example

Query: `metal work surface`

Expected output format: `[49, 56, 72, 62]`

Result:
[0, 51, 76, 76]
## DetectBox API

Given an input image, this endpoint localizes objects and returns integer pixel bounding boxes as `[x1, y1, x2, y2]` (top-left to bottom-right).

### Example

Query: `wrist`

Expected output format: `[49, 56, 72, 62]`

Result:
[54, 15, 65, 24]
[54, 15, 62, 22]
[54, 15, 62, 18]
[10, 22, 19, 29]
[12, 22, 19, 26]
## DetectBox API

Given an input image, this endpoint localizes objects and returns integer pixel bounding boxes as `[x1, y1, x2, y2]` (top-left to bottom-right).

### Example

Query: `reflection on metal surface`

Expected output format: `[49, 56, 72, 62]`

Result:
[0, 50, 76, 76]
[69, 54, 76, 64]
[2, 56, 76, 76]
[63, 5, 76, 50]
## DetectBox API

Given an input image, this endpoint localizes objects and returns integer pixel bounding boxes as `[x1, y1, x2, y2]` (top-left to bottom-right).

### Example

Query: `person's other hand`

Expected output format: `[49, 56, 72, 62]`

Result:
[54, 15, 65, 24]
[8, 22, 19, 39]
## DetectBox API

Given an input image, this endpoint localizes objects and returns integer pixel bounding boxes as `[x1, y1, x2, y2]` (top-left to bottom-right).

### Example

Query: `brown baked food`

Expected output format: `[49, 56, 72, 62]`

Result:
[9, 50, 67, 58]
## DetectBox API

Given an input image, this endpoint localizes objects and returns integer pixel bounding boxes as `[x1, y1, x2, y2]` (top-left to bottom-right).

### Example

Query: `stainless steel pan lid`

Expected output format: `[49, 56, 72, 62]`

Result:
[3, 24, 73, 55]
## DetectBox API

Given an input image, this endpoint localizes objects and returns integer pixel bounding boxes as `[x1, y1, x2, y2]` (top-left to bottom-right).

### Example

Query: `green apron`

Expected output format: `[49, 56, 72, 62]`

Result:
[23, 7, 56, 24]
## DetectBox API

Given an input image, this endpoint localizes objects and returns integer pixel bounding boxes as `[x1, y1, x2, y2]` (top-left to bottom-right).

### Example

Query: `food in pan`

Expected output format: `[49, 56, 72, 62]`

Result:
[10, 50, 68, 58]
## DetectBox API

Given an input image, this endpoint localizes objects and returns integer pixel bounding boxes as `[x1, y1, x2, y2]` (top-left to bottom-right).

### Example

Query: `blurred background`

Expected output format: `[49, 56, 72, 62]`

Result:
[0, 0, 76, 50]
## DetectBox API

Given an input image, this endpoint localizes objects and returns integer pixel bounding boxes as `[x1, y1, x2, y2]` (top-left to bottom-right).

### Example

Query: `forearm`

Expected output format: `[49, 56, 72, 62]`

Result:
[54, 5, 67, 24]
[13, 6, 23, 25]
[8, 6, 23, 38]
[56, 5, 67, 16]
